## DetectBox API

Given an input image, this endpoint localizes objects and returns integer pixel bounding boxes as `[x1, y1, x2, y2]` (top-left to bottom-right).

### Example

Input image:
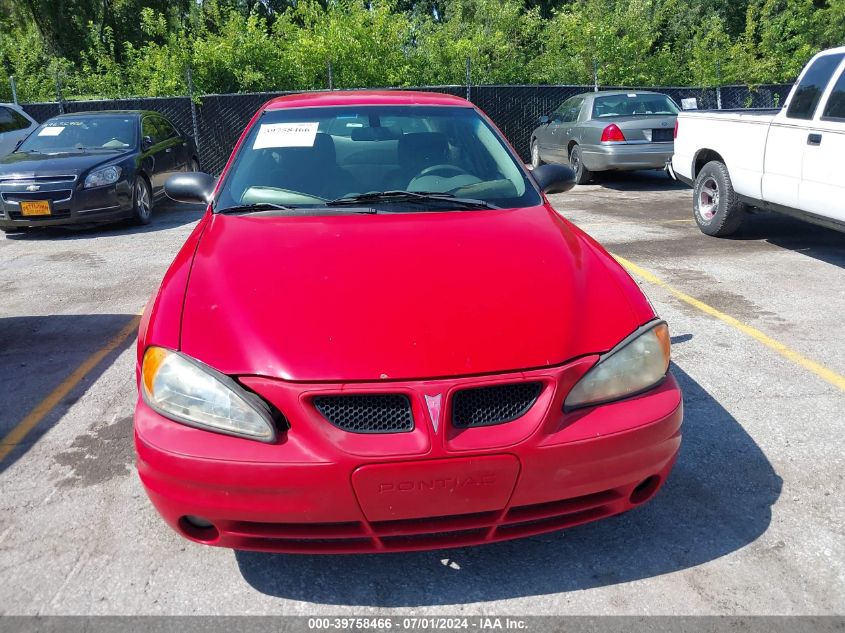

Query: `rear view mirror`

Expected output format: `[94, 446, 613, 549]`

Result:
[537, 115, 550, 125]
[142, 135, 154, 149]
[532, 164, 576, 195]
[165, 172, 216, 204]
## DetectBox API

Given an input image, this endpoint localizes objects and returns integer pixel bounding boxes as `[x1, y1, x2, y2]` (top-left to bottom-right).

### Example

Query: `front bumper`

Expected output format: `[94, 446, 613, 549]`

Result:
[581, 143, 674, 172]
[135, 363, 683, 554]
[0, 179, 133, 228]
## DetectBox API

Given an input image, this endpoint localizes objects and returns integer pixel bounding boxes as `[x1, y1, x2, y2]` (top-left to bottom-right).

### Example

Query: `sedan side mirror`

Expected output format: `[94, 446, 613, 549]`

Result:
[537, 115, 550, 125]
[532, 163, 576, 195]
[165, 172, 216, 204]
[142, 135, 154, 149]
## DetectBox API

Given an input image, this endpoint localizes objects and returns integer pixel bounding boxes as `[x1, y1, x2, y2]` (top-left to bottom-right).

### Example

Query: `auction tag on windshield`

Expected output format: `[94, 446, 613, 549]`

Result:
[38, 126, 65, 136]
[253, 122, 319, 149]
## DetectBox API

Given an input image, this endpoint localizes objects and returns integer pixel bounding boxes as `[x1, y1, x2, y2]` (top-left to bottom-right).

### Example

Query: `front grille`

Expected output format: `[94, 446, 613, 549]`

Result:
[452, 382, 542, 428]
[0, 175, 77, 184]
[313, 394, 414, 433]
[2, 190, 73, 204]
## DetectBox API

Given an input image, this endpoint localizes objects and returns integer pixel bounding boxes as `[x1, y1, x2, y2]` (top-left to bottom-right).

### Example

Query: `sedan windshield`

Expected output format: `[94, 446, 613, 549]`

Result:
[216, 105, 541, 211]
[593, 94, 680, 118]
[19, 115, 137, 153]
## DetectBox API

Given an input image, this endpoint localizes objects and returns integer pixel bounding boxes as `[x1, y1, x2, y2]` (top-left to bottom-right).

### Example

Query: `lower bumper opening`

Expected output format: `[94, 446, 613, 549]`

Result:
[629, 475, 661, 505]
[179, 515, 220, 543]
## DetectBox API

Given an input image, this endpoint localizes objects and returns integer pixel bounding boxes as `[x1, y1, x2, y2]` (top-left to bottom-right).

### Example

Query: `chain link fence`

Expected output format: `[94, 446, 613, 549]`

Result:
[16, 82, 792, 174]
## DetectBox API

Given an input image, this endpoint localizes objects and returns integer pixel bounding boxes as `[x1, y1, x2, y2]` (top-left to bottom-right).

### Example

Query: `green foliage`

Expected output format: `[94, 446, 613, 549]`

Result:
[0, 0, 839, 103]
[410, 0, 544, 85]
[276, 0, 414, 89]
[729, 0, 822, 83]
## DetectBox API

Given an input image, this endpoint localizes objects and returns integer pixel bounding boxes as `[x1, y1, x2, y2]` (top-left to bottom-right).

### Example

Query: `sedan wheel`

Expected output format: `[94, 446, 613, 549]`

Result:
[133, 178, 153, 225]
[530, 141, 543, 169]
[569, 145, 592, 185]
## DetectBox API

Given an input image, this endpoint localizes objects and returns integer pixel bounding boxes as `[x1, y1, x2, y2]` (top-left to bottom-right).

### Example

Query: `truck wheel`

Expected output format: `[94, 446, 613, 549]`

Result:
[693, 161, 746, 237]
[569, 144, 592, 185]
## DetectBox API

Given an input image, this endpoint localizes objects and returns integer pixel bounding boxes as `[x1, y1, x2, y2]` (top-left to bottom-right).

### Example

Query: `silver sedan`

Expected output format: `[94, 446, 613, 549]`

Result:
[530, 90, 679, 184]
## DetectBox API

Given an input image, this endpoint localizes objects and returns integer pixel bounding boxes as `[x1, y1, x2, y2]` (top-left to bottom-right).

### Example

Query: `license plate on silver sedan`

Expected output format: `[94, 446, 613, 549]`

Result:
[652, 128, 674, 142]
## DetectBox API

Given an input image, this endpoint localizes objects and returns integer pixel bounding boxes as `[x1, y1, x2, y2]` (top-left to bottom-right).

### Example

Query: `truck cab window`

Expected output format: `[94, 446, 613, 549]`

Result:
[822, 70, 845, 121]
[786, 53, 845, 120]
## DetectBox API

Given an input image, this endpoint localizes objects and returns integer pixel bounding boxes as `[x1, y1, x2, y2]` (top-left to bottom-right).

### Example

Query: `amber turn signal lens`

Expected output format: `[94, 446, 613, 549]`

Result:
[142, 346, 169, 397]
[653, 322, 671, 369]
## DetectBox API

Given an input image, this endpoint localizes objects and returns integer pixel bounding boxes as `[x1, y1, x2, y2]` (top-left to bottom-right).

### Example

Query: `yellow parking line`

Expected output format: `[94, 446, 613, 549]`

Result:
[0, 314, 141, 464]
[614, 254, 845, 392]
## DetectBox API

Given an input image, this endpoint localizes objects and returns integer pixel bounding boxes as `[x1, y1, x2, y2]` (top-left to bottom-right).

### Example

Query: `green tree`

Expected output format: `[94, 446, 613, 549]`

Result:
[411, 0, 543, 85]
[276, 0, 414, 89]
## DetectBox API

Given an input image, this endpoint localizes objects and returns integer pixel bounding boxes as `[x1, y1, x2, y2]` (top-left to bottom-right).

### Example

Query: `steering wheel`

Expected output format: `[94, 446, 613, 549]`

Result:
[416, 164, 468, 179]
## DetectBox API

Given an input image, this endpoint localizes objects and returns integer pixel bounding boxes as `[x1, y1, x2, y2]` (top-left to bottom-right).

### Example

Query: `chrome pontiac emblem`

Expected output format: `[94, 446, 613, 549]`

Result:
[26, 184, 40, 192]
[424, 394, 442, 433]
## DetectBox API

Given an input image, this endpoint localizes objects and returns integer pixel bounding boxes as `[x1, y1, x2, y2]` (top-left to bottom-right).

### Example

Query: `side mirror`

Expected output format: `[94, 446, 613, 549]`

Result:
[165, 172, 216, 204]
[142, 135, 154, 149]
[532, 163, 576, 195]
[537, 115, 550, 125]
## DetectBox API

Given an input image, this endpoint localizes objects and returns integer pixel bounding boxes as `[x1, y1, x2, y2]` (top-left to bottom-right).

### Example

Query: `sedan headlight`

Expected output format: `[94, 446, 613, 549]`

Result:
[141, 346, 277, 442]
[83, 165, 122, 188]
[565, 321, 670, 410]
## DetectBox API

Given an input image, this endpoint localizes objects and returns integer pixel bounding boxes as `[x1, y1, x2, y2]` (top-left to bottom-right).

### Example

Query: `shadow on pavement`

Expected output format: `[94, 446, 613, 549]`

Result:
[595, 170, 687, 192]
[3, 201, 204, 242]
[730, 211, 845, 270]
[0, 313, 137, 475]
[235, 363, 781, 606]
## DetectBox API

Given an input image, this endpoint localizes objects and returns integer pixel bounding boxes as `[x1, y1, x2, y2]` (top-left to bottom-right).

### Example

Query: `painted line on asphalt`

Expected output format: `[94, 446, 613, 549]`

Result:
[0, 314, 141, 464]
[614, 254, 845, 392]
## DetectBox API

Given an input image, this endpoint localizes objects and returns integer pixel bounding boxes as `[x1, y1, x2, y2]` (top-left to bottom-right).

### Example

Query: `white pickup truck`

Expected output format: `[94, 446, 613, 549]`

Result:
[670, 46, 845, 236]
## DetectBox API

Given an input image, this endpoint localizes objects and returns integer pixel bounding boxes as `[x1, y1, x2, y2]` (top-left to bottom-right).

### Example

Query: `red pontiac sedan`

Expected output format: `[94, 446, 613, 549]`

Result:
[135, 91, 682, 553]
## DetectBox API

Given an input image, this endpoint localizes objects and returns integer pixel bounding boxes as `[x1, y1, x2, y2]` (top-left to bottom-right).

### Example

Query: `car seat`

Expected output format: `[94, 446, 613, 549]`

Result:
[251, 133, 357, 200]
[383, 132, 449, 191]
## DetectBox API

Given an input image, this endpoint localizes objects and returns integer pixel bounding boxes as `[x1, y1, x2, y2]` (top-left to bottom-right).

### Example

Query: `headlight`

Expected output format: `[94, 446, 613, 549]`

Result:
[83, 165, 122, 188]
[565, 321, 670, 410]
[141, 346, 277, 442]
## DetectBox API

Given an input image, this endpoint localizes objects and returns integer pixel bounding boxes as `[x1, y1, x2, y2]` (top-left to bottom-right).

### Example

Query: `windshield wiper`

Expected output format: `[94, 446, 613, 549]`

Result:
[327, 190, 499, 210]
[216, 202, 294, 214]
[215, 202, 377, 216]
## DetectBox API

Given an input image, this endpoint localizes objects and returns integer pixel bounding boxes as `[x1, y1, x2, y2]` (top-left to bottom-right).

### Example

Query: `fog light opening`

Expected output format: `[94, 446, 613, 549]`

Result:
[629, 475, 661, 505]
[179, 515, 220, 542]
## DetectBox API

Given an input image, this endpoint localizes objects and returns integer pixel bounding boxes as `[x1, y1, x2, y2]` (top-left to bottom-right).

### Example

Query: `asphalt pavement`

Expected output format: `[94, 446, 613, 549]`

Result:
[0, 172, 842, 615]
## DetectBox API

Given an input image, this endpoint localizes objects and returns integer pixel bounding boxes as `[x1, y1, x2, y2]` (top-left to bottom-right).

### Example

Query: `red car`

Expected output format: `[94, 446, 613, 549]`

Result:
[135, 91, 682, 554]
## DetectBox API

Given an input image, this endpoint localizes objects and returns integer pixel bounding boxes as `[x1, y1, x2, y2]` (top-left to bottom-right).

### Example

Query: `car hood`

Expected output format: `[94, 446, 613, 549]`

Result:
[0, 150, 129, 178]
[180, 206, 651, 381]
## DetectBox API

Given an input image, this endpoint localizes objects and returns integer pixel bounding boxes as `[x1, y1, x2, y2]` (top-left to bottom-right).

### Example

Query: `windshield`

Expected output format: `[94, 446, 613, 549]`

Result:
[18, 115, 137, 153]
[592, 94, 680, 118]
[215, 105, 541, 211]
